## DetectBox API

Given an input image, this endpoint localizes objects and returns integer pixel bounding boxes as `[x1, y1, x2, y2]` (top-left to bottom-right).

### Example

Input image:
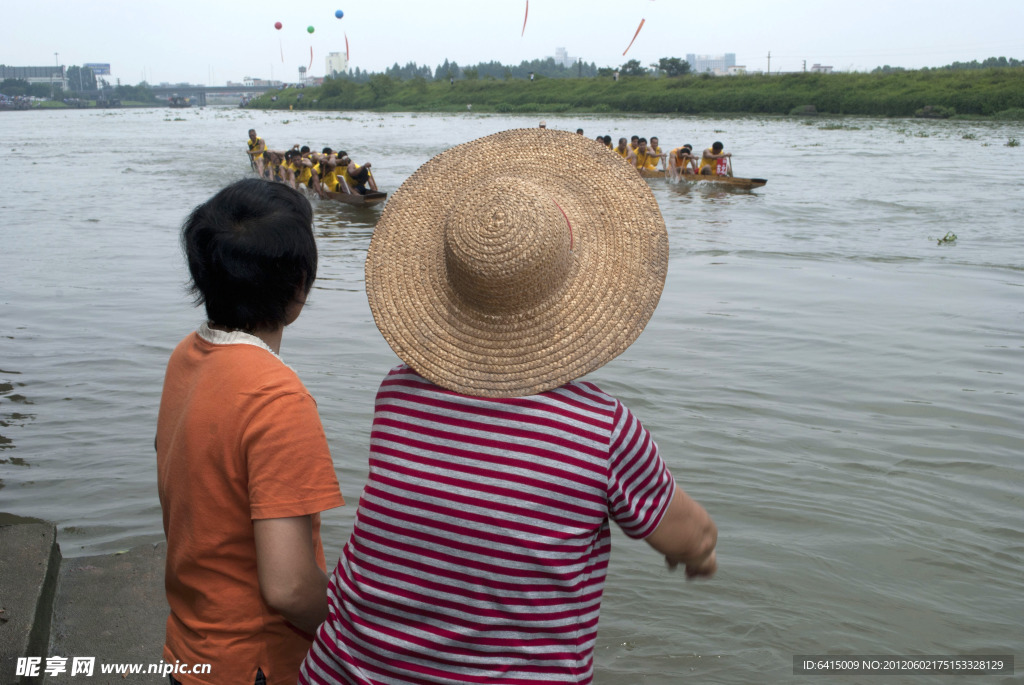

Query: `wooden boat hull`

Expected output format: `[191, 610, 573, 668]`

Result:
[324, 189, 388, 206]
[642, 168, 767, 189]
[680, 173, 766, 189]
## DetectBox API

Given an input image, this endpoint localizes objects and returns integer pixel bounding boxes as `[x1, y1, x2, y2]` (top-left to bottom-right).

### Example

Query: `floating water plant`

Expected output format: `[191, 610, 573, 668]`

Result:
[1007, 137, 1020, 147]
[937, 232, 957, 245]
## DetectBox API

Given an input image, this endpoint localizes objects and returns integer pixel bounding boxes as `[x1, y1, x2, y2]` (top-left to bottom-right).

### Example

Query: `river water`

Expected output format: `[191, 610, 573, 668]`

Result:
[1, 108, 1021, 683]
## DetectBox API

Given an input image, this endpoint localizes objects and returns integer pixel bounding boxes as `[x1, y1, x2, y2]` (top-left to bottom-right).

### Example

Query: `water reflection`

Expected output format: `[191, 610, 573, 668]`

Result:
[0, 371, 35, 454]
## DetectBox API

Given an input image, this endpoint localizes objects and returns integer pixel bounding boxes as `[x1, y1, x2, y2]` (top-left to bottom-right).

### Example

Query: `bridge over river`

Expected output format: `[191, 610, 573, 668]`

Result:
[149, 84, 277, 106]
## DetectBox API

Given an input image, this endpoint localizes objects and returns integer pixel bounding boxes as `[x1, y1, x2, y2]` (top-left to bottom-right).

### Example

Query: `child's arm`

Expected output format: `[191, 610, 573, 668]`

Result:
[644, 487, 718, 579]
[254, 515, 330, 634]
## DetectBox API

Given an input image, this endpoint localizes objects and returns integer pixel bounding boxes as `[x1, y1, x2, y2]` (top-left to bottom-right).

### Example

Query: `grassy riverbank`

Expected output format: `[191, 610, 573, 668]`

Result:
[246, 67, 1024, 119]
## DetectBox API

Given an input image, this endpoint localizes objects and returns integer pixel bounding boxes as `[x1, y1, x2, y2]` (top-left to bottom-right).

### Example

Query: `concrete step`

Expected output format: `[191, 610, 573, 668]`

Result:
[45, 542, 166, 684]
[0, 519, 61, 685]
[0, 517, 167, 684]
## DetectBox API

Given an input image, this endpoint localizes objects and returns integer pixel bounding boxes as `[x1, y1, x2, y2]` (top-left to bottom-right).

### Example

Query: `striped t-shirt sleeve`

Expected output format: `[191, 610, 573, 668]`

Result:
[606, 398, 676, 538]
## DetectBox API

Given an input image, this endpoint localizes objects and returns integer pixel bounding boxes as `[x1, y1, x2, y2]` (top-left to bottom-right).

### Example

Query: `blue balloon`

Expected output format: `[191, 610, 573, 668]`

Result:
[335, 9, 344, 18]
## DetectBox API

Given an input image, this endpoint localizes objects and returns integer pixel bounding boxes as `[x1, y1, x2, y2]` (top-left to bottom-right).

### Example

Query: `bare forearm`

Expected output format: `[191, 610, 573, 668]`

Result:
[645, 487, 718, 577]
[270, 568, 329, 634]
[254, 516, 331, 635]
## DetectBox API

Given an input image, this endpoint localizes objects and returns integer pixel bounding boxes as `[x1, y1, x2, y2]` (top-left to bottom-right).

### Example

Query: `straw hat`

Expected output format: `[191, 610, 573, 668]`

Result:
[365, 128, 668, 398]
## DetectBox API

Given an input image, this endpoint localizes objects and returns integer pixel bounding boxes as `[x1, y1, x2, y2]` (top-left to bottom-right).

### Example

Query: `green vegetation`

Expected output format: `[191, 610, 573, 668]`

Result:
[1007, 137, 1020, 147]
[247, 67, 1024, 119]
[350, 57, 601, 84]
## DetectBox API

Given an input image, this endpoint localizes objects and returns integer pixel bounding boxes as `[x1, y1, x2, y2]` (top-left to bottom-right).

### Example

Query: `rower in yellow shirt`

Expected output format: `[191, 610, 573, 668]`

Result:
[280, 149, 301, 188]
[699, 141, 732, 176]
[633, 138, 659, 172]
[293, 146, 328, 198]
[246, 129, 267, 176]
[337, 155, 378, 195]
[668, 144, 699, 179]
[649, 136, 667, 170]
[613, 138, 637, 166]
[318, 148, 341, 193]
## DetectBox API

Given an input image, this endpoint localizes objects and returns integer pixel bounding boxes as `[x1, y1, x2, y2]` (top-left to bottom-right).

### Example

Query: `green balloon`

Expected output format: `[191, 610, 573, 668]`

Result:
[307, 26, 315, 34]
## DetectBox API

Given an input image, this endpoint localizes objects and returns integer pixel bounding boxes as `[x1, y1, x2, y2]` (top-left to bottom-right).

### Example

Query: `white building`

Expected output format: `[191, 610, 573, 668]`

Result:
[810, 63, 833, 74]
[686, 53, 737, 75]
[242, 77, 283, 87]
[0, 65, 68, 90]
[326, 52, 349, 77]
[553, 47, 577, 69]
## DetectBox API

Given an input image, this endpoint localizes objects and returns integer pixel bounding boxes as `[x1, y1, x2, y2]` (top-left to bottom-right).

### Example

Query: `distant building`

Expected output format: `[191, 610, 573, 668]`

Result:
[326, 52, 349, 77]
[241, 77, 283, 87]
[0, 65, 68, 90]
[553, 47, 577, 69]
[810, 63, 833, 74]
[685, 53, 737, 75]
[726, 65, 747, 76]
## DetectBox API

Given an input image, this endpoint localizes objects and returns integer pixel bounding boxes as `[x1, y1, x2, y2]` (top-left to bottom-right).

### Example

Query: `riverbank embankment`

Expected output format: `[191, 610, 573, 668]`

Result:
[245, 67, 1024, 119]
[0, 517, 165, 684]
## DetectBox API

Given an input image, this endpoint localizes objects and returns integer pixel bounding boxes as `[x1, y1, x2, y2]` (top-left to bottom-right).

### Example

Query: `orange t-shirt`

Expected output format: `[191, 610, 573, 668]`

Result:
[156, 325, 344, 685]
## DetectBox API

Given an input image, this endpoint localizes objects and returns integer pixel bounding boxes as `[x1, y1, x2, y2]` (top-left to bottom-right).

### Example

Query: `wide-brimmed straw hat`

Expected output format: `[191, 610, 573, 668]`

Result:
[365, 128, 668, 398]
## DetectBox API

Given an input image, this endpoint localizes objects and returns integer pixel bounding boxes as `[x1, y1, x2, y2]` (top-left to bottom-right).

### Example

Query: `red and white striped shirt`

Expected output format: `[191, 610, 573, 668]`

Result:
[301, 365, 675, 684]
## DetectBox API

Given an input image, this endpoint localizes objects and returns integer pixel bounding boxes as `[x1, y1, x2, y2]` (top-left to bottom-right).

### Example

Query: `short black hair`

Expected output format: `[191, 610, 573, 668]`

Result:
[712, 141, 724, 151]
[182, 178, 316, 332]
[603, 135, 612, 144]
[322, 147, 333, 154]
[300, 145, 311, 154]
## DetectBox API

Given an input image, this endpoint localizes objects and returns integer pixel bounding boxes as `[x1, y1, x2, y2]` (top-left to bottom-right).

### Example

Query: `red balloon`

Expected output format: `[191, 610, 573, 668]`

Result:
[274, 21, 282, 30]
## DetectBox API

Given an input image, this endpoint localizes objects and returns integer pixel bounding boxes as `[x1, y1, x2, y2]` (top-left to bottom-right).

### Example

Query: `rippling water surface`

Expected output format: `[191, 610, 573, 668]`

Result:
[1, 108, 1022, 683]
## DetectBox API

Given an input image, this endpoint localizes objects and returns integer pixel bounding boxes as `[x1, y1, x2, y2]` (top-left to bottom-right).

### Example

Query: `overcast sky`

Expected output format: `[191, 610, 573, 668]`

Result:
[2, 0, 1021, 85]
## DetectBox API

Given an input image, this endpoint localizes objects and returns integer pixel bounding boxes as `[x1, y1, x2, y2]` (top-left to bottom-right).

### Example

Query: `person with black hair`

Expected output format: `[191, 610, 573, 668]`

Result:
[156, 178, 344, 685]
[700, 141, 732, 175]
[669, 143, 699, 179]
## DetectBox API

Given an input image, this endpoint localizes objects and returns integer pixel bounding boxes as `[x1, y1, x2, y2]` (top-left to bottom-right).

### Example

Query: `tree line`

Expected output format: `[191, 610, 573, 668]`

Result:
[249, 64, 1024, 119]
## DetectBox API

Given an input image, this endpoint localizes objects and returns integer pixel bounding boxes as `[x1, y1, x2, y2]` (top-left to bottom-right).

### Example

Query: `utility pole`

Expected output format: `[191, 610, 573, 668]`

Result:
[767, 51, 771, 75]
[53, 52, 59, 98]
[803, 60, 807, 73]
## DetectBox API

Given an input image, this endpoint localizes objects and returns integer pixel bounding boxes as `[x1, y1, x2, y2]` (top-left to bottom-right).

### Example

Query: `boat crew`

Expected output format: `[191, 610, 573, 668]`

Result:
[629, 135, 640, 152]
[246, 129, 266, 176]
[699, 141, 732, 176]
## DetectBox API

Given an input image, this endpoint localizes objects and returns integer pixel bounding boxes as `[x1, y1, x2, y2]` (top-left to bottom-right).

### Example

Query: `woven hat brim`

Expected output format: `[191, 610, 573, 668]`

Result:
[366, 128, 668, 398]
